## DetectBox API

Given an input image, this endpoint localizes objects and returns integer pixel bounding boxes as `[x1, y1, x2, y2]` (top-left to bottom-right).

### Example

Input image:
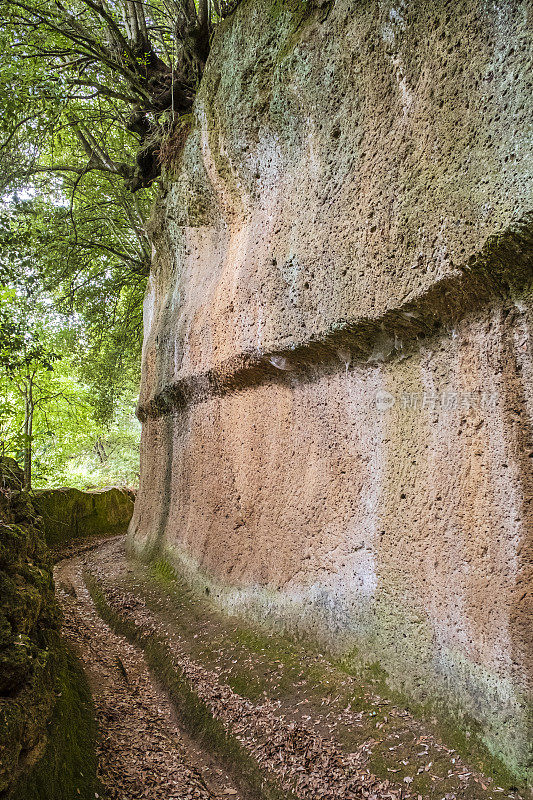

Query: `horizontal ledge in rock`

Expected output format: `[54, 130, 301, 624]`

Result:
[137, 211, 533, 422]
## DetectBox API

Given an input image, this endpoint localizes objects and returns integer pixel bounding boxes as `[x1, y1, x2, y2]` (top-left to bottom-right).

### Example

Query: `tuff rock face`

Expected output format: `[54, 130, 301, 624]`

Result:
[129, 0, 533, 782]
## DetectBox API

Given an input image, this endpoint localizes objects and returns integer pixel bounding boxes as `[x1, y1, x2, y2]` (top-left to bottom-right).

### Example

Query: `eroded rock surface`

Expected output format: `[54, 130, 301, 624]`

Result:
[129, 0, 533, 784]
[0, 485, 60, 795]
[34, 486, 135, 547]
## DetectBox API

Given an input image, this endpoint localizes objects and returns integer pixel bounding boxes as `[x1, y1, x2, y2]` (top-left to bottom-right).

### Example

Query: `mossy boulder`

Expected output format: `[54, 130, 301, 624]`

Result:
[33, 486, 135, 547]
[0, 492, 60, 795]
[0, 464, 101, 797]
[7, 644, 102, 800]
[0, 459, 24, 492]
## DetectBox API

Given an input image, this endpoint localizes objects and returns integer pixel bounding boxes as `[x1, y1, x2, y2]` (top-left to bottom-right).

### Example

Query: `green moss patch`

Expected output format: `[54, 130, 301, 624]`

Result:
[33, 487, 134, 547]
[8, 643, 102, 800]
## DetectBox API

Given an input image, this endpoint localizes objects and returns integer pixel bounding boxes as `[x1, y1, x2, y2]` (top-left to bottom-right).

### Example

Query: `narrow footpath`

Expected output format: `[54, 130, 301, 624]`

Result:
[54, 538, 524, 800]
[55, 555, 243, 800]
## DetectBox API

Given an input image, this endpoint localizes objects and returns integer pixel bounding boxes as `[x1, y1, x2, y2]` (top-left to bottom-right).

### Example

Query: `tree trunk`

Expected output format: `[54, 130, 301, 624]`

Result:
[95, 438, 108, 464]
[23, 382, 34, 490]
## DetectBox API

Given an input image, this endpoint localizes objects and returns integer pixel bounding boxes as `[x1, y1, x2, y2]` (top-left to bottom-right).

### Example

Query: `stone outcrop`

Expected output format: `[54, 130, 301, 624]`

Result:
[129, 0, 533, 785]
[0, 459, 24, 493]
[0, 483, 60, 795]
[34, 487, 135, 547]
[0, 475, 102, 799]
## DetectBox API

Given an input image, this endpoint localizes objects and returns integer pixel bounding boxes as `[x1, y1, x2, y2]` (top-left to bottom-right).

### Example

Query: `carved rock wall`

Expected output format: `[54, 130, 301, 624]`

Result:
[34, 487, 135, 547]
[129, 0, 533, 782]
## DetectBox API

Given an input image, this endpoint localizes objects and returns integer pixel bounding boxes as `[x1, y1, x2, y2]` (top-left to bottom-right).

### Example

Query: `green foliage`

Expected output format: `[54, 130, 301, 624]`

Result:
[0, 286, 59, 378]
[0, 191, 147, 413]
[0, 199, 141, 488]
[47, 401, 141, 490]
[0, 359, 141, 489]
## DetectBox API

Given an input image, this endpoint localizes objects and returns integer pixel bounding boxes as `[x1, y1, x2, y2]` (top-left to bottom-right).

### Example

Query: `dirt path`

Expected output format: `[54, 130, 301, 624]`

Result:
[54, 555, 244, 800]
[54, 539, 524, 800]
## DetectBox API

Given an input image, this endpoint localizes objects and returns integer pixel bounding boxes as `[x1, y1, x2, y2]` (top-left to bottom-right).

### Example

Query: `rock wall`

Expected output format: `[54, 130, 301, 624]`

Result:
[129, 0, 533, 783]
[0, 461, 60, 794]
[0, 462, 101, 798]
[34, 487, 135, 547]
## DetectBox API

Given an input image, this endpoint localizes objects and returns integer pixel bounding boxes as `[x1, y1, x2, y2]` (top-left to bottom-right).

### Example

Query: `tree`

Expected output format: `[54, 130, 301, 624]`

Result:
[1, 0, 241, 193]
[0, 193, 146, 422]
[0, 264, 142, 490]
[0, 287, 60, 488]
[0, 197, 143, 487]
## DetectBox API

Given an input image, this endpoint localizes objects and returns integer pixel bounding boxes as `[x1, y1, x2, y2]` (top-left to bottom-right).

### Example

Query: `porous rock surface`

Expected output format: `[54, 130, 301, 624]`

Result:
[129, 0, 533, 784]
[34, 486, 135, 547]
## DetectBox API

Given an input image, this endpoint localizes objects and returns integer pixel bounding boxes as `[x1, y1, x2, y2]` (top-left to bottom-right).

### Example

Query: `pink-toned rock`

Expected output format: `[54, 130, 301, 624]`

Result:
[129, 0, 533, 783]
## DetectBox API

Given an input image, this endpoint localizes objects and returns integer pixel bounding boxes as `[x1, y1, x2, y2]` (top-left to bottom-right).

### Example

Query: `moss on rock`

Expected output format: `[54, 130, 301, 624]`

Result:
[0, 459, 24, 492]
[34, 486, 135, 547]
[0, 476, 100, 798]
[0, 490, 60, 795]
[7, 644, 102, 800]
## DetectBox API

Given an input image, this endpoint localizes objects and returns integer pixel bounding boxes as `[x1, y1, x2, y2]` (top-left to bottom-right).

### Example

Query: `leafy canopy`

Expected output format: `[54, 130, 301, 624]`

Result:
[0, 0, 239, 487]
[1, 0, 238, 192]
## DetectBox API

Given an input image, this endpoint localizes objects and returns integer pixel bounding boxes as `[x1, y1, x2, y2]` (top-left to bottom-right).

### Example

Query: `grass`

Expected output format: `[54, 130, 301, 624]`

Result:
[9, 643, 102, 800]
